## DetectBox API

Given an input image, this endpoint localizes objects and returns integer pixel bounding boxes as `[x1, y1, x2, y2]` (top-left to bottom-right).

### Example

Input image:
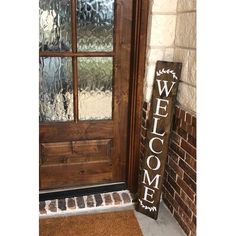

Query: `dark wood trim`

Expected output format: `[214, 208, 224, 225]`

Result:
[71, 0, 78, 122]
[71, 0, 77, 53]
[127, 0, 149, 194]
[39, 51, 115, 57]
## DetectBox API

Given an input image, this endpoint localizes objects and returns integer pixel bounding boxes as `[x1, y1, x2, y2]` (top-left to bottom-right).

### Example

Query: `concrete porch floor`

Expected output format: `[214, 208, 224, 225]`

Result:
[135, 202, 185, 236]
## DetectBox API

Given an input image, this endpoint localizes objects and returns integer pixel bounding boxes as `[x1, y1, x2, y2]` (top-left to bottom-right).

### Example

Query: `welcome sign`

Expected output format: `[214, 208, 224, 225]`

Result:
[137, 61, 182, 219]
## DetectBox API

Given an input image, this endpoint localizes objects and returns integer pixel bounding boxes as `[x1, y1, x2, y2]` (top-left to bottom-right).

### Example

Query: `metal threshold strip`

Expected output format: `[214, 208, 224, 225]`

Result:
[39, 182, 127, 201]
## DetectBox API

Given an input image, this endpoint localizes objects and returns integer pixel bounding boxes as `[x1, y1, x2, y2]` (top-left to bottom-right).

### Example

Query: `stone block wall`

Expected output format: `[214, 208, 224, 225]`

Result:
[142, 0, 196, 235]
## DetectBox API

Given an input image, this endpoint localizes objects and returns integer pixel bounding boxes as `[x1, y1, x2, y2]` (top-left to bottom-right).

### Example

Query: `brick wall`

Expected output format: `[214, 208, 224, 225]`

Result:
[162, 106, 196, 236]
[140, 103, 196, 236]
[140, 0, 196, 234]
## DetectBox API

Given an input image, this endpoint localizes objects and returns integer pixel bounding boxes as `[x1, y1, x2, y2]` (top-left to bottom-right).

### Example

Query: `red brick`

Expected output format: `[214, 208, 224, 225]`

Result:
[163, 179, 175, 197]
[170, 141, 185, 159]
[162, 194, 174, 213]
[180, 109, 185, 120]
[175, 193, 192, 218]
[39, 201, 46, 214]
[76, 196, 85, 209]
[177, 177, 195, 201]
[94, 194, 103, 207]
[174, 210, 191, 235]
[183, 173, 196, 193]
[187, 134, 196, 148]
[168, 158, 184, 178]
[112, 192, 122, 205]
[185, 112, 192, 124]
[68, 198, 76, 209]
[192, 116, 196, 127]
[168, 148, 179, 163]
[171, 132, 181, 145]
[191, 127, 196, 138]
[190, 231, 196, 236]
[192, 214, 196, 226]
[187, 124, 193, 135]
[121, 192, 131, 203]
[181, 139, 196, 157]
[178, 128, 187, 140]
[168, 175, 181, 194]
[180, 191, 196, 215]
[181, 121, 188, 133]
[48, 200, 57, 212]
[179, 159, 196, 181]
[165, 164, 177, 180]
[185, 153, 196, 169]
[163, 190, 179, 211]
[86, 195, 94, 208]
[172, 118, 181, 132]
[179, 207, 192, 226]
[104, 194, 113, 205]
[175, 106, 180, 118]
[181, 139, 196, 158]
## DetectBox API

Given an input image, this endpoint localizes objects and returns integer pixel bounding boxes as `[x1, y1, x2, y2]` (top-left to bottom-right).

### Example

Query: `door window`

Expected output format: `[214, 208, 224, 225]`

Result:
[39, 0, 114, 122]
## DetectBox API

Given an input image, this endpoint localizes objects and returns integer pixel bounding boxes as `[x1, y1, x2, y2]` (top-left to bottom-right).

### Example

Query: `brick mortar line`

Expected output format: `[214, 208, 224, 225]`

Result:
[175, 103, 196, 117]
[179, 158, 197, 175]
[181, 137, 197, 150]
[175, 192, 195, 218]
[168, 148, 196, 177]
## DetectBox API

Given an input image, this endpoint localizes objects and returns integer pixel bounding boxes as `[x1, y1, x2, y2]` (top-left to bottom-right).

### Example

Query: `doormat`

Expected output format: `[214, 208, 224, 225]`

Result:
[40, 210, 143, 236]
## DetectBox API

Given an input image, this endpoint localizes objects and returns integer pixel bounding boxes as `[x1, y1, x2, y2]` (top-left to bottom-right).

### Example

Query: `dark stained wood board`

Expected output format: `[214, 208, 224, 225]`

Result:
[136, 61, 182, 219]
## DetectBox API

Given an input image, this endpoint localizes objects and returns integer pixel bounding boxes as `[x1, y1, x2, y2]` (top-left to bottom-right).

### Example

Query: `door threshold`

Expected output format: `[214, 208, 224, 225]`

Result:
[39, 182, 127, 201]
[39, 189, 134, 218]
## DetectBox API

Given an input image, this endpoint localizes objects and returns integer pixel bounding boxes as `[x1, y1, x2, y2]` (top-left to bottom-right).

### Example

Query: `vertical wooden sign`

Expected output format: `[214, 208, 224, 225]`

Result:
[136, 61, 182, 219]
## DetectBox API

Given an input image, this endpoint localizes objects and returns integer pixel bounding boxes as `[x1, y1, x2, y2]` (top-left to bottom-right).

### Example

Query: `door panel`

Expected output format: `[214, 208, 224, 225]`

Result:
[39, 0, 133, 190]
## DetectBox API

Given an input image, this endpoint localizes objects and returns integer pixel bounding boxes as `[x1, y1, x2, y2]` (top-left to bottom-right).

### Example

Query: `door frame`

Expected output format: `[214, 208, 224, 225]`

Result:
[127, 0, 149, 194]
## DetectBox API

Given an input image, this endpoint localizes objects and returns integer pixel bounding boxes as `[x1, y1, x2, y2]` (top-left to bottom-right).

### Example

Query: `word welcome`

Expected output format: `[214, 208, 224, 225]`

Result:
[141, 78, 176, 205]
[137, 63, 181, 219]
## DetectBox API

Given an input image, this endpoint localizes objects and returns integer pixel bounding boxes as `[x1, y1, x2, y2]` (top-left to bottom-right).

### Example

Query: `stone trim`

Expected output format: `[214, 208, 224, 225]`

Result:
[39, 190, 134, 218]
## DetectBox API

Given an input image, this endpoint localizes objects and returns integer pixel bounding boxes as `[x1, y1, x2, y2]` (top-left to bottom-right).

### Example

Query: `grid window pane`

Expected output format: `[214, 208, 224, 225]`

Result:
[78, 57, 113, 120]
[39, 57, 74, 122]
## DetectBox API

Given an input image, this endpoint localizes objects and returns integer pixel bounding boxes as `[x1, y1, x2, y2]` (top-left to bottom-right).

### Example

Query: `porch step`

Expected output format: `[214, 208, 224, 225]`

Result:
[39, 190, 134, 218]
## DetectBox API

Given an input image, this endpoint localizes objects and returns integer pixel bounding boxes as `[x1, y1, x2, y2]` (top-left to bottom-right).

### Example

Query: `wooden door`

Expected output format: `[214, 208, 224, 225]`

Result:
[39, 0, 133, 190]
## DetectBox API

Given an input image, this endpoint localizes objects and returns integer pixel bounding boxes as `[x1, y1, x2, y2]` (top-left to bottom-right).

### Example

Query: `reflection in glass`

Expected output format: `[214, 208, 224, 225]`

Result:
[39, 0, 71, 51]
[78, 57, 113, 120]
[77, 0, 114, 51]
[39, 57, 74, 122]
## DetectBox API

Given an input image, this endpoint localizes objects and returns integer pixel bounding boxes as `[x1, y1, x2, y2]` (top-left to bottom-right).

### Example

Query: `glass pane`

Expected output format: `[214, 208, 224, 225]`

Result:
[39, 0, 71, 51]
[78, 57, 113, 120]
[77, 0, 114, 52]
[39, 57, 74, 122]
